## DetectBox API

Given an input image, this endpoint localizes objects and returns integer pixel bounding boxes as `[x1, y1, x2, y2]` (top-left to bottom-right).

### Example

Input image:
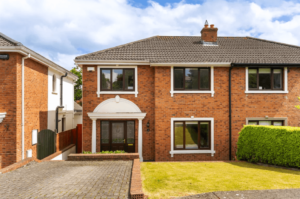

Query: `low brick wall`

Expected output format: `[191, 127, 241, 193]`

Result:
[130, 159, 145, 199]
[0, 157, 35, 174]
[68, 153, 139, 161]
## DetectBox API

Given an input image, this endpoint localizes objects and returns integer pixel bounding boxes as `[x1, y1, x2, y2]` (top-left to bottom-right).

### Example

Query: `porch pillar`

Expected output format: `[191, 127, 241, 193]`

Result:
[92, 119, 96, 153]
[138, 118, 143, 162]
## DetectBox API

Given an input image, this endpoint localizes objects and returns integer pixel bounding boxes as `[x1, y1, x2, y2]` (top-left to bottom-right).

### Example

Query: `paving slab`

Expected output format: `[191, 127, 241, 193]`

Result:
[0, 161, 132, 199]
[176, 189, 300, 199]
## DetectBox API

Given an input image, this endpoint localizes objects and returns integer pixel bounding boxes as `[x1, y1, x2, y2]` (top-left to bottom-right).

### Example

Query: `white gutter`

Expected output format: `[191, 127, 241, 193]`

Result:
[0, 46, 78, 81]
[21, 54, 31, 160]
[150, 62, 231, 67]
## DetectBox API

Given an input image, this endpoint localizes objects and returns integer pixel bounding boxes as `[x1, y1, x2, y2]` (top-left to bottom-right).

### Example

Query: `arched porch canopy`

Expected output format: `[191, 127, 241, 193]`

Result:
[87, 95, 146, 161]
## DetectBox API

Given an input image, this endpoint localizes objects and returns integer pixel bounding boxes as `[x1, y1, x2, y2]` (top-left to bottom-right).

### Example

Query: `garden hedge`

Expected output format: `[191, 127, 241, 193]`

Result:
[237, 125, 300, 168]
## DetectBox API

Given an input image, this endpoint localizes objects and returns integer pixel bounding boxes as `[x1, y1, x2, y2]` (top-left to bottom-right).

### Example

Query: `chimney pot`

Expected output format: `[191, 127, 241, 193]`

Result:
[204, 24, 208, 28]
[210, 24, 214, 28]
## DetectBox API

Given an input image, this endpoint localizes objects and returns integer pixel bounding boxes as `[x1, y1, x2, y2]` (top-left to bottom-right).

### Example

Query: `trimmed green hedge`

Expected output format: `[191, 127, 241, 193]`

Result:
[237, 125, 300, 168]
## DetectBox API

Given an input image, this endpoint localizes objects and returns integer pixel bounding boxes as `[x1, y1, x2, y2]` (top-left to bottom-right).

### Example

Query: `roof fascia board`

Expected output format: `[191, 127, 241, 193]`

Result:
[75, 60, 150, 66]
[0, 46, 78, 80]
[232, 63, 300, 67]
[150, 62, 231, 67]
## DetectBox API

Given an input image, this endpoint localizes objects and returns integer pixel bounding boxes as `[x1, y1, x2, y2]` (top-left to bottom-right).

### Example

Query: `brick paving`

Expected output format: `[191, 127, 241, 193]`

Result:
[0, 161, 132, 199]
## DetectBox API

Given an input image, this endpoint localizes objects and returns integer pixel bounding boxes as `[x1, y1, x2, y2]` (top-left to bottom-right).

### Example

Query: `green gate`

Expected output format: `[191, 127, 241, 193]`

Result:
[37, 129, 56, 160]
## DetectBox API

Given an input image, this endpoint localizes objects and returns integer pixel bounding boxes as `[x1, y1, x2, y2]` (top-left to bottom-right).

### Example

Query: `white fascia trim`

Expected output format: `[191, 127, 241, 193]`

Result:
[170, 66, 215, 97]
[170, 117, 215, 157]
[0, 112, 7, 123]
[151, 62, 231, 67]
[97, 66, 138, 97]
[245, 67, 288, 94]
[75, 60, 150, 66]
[88, 112, 147, 120]
[0, 46, 78, 81]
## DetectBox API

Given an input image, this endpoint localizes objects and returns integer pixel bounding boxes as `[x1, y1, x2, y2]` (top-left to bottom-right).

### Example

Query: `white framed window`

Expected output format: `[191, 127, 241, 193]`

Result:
[97, 66, 138, 97]
[170, 117, 215, 157]
[52, 74, 57, 94]
[245, 67, 288, 94]
[246, 117, 288, 126]
[170, 66, 215, 97]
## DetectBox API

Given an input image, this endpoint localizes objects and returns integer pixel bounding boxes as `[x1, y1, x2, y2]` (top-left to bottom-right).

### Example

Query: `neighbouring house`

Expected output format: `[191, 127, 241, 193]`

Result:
[0, 32, 80, 168]
[75, 23, 300, 162]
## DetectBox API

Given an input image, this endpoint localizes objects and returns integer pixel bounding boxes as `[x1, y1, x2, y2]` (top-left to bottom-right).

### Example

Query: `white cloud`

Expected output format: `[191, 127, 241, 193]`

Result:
[1, 0, 300, 70]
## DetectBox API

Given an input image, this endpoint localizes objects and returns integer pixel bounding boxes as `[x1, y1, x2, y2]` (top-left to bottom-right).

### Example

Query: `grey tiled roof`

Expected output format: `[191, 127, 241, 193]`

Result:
[0, 32, 22, 46]
[75, 36, 300, 64]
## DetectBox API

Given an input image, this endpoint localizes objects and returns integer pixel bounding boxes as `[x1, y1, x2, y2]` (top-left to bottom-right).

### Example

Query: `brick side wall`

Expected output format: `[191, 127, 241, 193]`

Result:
[0, 53, 48, 168]
[82, 65, 155, 160]
[0, 53, 19, 168]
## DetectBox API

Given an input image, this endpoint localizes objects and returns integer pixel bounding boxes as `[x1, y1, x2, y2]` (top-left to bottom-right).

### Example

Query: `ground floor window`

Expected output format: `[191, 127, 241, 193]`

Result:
[174, 121, 210, 150]
[248, 120, 284, 126]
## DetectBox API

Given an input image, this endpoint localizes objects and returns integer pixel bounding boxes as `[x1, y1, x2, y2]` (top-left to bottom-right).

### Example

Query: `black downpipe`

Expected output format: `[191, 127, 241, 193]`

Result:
[55, 73, 68, 133]
[229, 66, 232, 160]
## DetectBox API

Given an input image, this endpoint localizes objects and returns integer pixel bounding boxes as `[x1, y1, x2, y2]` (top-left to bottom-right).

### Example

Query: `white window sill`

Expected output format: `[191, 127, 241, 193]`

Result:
[170, 150, 216, 157]
[52, 92, 58, 95]
[245, 91, 288, 94]
[97, 91, 138, 97]
[170, 91, 215, 97]
[0, 112, 7, 123]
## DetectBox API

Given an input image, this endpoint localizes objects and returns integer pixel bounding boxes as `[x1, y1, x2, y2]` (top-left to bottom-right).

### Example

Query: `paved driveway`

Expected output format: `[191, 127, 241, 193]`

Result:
[0, 161, 132, 199]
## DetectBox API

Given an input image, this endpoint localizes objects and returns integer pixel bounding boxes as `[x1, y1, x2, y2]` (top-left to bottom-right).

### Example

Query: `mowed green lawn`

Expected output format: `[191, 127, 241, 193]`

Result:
[141, 162, 300, 199]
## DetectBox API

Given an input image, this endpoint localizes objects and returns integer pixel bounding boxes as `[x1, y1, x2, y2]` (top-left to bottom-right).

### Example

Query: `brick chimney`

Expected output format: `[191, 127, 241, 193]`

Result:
[201, 21, 218, 43]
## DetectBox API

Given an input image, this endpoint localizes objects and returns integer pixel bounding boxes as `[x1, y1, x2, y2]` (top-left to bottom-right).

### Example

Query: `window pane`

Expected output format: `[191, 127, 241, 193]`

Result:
[200, 122, 209, 148]
[174, 68, 184, 89]
[185, 122, 198, 149]
[124, 69, 134, 90]
[248, 121, 257, 125]
[101, 121, 109, 144]
[101, 70, 111, 89]
[273, 121, 283, 126]
[185, 68, 198, 90]
[112, 69, 123, 90]
[200, 69, 209, 89]
[273, 69, 282, 89]
[127, 121, 134, 143]
[248, 69, 257, 89]
[259, 121, 271, 125]
[112, 122, 124, 143]
[174, 122, 184, 149]
[259, 68, 271, 89]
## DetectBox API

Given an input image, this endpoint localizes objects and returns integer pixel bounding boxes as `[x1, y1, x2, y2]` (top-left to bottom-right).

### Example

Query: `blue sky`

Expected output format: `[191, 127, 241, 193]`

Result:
[1, 0, 300, 70]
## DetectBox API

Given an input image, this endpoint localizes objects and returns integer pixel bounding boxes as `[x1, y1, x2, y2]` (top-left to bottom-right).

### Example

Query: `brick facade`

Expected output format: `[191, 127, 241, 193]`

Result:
[0, 53, 48, 168]
[82, 64, 300, 161]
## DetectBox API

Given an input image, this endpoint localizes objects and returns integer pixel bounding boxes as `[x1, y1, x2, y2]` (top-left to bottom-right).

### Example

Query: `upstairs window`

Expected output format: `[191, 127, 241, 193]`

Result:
[100, 68, 134, 91]
[248, 68, 283, 90]
[174, 68, 210, 90]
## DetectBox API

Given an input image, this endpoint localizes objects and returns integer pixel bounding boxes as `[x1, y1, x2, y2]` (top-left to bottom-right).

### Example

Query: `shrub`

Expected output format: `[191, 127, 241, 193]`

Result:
[82, 150, 126, 154]
[237, 125, 300, 168]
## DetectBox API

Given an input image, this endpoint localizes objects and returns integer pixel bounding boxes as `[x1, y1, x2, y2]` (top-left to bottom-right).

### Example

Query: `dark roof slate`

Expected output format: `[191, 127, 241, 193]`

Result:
[75, 36, 300, 64]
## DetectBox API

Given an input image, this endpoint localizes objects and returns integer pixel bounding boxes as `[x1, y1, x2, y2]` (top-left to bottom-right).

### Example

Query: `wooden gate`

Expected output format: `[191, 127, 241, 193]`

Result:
[37, 129, 56, 160]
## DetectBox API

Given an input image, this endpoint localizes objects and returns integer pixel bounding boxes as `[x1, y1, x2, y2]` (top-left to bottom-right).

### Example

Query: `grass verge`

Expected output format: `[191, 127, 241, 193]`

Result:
[141, 162, 300, 199]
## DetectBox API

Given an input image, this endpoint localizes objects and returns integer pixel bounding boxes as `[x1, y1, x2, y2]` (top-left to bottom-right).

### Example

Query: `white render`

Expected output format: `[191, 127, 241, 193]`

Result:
[88, 95, 146, 161]
[47, 68, 81, 132]
[51, 145, 76, 160]
[169, 117, 215, 157]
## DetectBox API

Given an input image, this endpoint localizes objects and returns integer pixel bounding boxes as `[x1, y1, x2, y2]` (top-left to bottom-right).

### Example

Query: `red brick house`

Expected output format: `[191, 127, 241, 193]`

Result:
[0, 33, 79, 168]
[75, 23, 300, 161]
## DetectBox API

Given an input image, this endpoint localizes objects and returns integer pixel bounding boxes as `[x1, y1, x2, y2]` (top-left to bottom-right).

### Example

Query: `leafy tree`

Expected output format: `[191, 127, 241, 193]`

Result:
[70, 66, 82, 101]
